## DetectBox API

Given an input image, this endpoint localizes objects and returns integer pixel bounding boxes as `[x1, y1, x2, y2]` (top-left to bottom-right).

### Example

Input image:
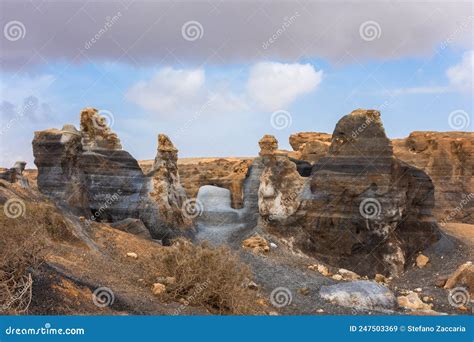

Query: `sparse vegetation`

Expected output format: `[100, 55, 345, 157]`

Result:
[155, 238, 263, 315]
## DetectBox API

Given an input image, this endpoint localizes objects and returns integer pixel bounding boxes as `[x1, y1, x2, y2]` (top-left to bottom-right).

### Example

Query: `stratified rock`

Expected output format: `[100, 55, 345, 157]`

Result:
[33, 108, 191, 241]
[320, 280, 396, 311]
[393, 132, 474, 224]
[147, 134, 191, 230]
[292, 130, 474, 224]
[258, 135, 305, 223]
[275, 109, 440, 277]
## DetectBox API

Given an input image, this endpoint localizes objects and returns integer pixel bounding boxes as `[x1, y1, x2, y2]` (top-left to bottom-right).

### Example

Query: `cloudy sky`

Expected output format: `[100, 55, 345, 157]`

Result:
[0, 0, 472, 167]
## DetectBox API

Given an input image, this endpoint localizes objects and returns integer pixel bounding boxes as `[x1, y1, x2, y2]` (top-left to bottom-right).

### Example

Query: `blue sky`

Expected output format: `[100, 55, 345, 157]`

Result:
[0, 1, 472, 167]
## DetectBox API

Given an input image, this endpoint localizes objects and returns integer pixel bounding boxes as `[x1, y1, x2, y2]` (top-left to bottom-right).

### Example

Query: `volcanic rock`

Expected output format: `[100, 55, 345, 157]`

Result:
[270, 109, 440, 277]
[32, 108, 190, 241]
[393, 132, 474, 224]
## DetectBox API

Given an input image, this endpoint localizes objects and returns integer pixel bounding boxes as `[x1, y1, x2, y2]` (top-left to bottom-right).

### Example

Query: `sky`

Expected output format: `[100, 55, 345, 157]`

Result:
[0, 0, 473, 167]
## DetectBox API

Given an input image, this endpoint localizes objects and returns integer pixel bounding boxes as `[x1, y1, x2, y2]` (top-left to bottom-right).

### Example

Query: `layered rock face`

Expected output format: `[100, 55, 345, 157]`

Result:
[290, 130, 473, 224]
[33, 108, 146, 222]
[147, 134, 192, 230]
[263, 109, 440, 276]
[393, 132, 473, 224]
[33, 108, 190, 240]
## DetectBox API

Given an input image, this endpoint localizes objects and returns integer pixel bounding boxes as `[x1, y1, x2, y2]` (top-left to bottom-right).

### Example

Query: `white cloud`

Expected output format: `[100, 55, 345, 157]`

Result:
[246, 62, 322, 111]
[447, 50, 473, 94]
[125, 68, 206, 114]
[125, 67, 248, 117]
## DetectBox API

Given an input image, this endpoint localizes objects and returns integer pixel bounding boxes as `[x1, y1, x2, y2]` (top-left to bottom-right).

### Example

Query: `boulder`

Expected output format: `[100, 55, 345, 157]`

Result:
[444, 261, 474, 296]
[0, 161, 29, 188]
[320, 280, 396, 311]
[397, 292, 432, 311]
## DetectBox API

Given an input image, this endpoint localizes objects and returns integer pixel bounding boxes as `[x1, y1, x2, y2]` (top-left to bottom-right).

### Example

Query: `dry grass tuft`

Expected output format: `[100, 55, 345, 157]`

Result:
[155, 238, 263, 315]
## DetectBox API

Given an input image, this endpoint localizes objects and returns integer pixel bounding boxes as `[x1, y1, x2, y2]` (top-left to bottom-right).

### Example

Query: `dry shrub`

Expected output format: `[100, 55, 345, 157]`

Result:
[157, 238, 263, 315]
[0, 200, 77, 314]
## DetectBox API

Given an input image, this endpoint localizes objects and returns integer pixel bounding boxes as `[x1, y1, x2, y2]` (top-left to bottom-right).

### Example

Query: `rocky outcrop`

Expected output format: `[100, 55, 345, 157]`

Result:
[289, 130, 473, 224]
[264, 109, 440, 277]
[0, 161, 29, 188]
[147, 134, 192, 230]
[32, 108, 190, 240]
[393, 132, 473, 224]
[258, 135, 305, 223]
[289, 132, 331, 163]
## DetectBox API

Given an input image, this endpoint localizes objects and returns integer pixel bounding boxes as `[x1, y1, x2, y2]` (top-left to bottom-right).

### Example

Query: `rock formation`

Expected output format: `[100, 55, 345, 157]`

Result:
[258, 135, 305, 223]
[289, 132, 331, 163]
[0, 161, 29, 188]
[289, 130, 473, 224]
[147, 134, 192, 230]
[262, 109, 440, 277]
[393, 132, 473, 224]
[32, 108, 190, 241]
